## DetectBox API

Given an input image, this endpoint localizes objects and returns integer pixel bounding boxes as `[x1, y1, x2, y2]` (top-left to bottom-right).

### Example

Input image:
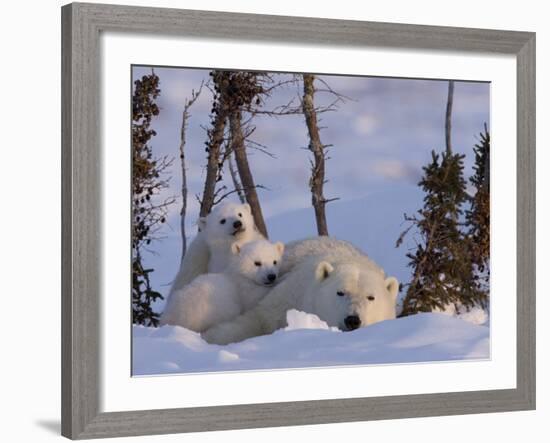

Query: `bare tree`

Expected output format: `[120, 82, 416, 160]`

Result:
[229, 109, 268, 237]
[178, 82, 202, 261]
[244, 73, 344, 236]
[302, 74, 336, 236]
[199, 117, 226, 217]
[199, 72, 231, 218]
[198, 72, 344, 236]
[199, 71, 269, 221]
[199, 71, 271, 236]
[445, 80, 454, 154]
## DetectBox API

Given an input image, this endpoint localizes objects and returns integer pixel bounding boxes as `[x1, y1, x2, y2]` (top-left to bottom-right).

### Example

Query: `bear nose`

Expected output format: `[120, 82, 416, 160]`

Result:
[267, 273, 276, 282]
[344, 315, 361, 331]
[233, 220, 242, 229]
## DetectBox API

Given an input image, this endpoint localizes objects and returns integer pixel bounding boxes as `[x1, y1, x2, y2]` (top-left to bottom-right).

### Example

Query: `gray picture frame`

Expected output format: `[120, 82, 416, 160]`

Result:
[61, 2, 536, 439]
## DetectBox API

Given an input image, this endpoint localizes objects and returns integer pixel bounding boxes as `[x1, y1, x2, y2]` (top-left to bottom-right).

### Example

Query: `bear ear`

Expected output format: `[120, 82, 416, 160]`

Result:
[315, 261, 334, 282]
[385, 277, 399, 301]
[231, 242, 241, 255]
[243, 203, 252, 213]
[275, 242, 285, 256]
[198, 217, 207, 231]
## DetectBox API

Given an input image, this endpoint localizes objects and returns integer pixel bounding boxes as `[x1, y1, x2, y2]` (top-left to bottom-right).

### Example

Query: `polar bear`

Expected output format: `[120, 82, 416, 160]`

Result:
[202, 237, 399, 344]
[168, 202, 264, 297]
[160, 239, 285, 332]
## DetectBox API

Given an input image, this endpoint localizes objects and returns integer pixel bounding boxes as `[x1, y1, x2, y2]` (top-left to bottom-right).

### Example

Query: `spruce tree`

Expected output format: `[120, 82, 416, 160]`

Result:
[132, 71, 173, 326]
[398, 150, 487, 316]
[466, 125, 490, 297]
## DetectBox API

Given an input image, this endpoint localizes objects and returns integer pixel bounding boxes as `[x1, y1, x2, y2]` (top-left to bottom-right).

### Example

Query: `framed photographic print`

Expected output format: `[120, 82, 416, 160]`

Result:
[61, 2, 535, 439]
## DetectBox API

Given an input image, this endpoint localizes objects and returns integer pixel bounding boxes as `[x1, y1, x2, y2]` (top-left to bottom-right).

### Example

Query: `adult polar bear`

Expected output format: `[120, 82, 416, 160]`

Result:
[202, 237, 399, 345]
[168, 202, 264, 297]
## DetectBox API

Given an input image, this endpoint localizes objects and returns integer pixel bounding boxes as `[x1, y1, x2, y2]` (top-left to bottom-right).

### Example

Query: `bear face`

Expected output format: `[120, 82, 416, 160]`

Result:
[306, 260, 398, 331]
[198, 202, 256, 246]
[229, 240, 285, 286]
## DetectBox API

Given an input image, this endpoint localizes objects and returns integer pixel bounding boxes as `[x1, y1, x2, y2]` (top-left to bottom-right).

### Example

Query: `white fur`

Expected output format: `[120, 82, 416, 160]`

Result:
[202, 237, 399, 345]
[160, 240, 284, 332]
[167, 202, 264, 298]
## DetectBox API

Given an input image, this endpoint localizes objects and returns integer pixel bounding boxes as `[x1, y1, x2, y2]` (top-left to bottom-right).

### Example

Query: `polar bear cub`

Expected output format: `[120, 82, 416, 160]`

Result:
[168, 202, 264, 297]
[160, 239, 284, 332]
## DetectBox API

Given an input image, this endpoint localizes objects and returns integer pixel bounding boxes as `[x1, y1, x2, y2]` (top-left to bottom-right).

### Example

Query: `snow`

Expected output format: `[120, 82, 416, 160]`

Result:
[147, 185, 489, 327]
[458, 307, 489, 325]
[433, 304, 489, 326]
[134, 186, 490, 376]
[132, 312, 490, 376]
[284, 309, 339, 331]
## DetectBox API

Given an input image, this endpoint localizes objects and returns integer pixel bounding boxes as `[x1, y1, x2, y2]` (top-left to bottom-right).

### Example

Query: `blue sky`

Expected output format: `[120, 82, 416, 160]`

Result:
[131, 66, 490, 310]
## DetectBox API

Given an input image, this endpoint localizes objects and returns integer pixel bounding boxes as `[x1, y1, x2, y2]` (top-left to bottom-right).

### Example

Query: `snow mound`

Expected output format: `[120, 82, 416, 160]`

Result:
[133, 312, 489, 376]
[433, 304, 489, 326]
[284, 309, 339, 331]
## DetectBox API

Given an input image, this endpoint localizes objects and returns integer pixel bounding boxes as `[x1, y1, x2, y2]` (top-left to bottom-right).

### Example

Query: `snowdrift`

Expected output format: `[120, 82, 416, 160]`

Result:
[133, 311, 489, 376]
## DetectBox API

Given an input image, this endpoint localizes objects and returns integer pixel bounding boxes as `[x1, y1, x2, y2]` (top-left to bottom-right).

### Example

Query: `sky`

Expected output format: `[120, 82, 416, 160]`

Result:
[131, 66, 490, 311]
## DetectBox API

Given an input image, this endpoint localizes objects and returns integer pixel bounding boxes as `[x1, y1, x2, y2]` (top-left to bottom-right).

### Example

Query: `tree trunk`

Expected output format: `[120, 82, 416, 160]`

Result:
[228, 150, 246, 204]
[200, 112, 226, 218]
[178, 85, 202, 260]
[302, 74, 329, 236]
[179, 113, 188, 261]
[229, 110, 268, 238]
[445, 80, 454, 155]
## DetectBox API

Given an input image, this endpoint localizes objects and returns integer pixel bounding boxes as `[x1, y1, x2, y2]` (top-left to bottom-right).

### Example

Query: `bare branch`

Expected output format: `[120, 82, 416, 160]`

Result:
[212, 183, 268, 206]
[395, 223, 414, 248]
[178, 81, 203, 260]
[246, 140, 277, 158]
[315, 77, 354, 102]
[227, 151, 246, 204]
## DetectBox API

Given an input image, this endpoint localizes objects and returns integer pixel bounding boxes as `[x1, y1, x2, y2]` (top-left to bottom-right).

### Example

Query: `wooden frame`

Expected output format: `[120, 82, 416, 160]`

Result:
[61, 2, 536, 439]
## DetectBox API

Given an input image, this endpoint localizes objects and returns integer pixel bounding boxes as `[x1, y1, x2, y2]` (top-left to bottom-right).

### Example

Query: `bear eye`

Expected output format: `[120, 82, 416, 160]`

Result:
[220, 219, 226, 224]
[367, 295, 375, 301]
[254, 261, 262, 267]
[337, 291, 345, 297]
[273, 260, 277, 265]
[238, 213, 242, 217]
